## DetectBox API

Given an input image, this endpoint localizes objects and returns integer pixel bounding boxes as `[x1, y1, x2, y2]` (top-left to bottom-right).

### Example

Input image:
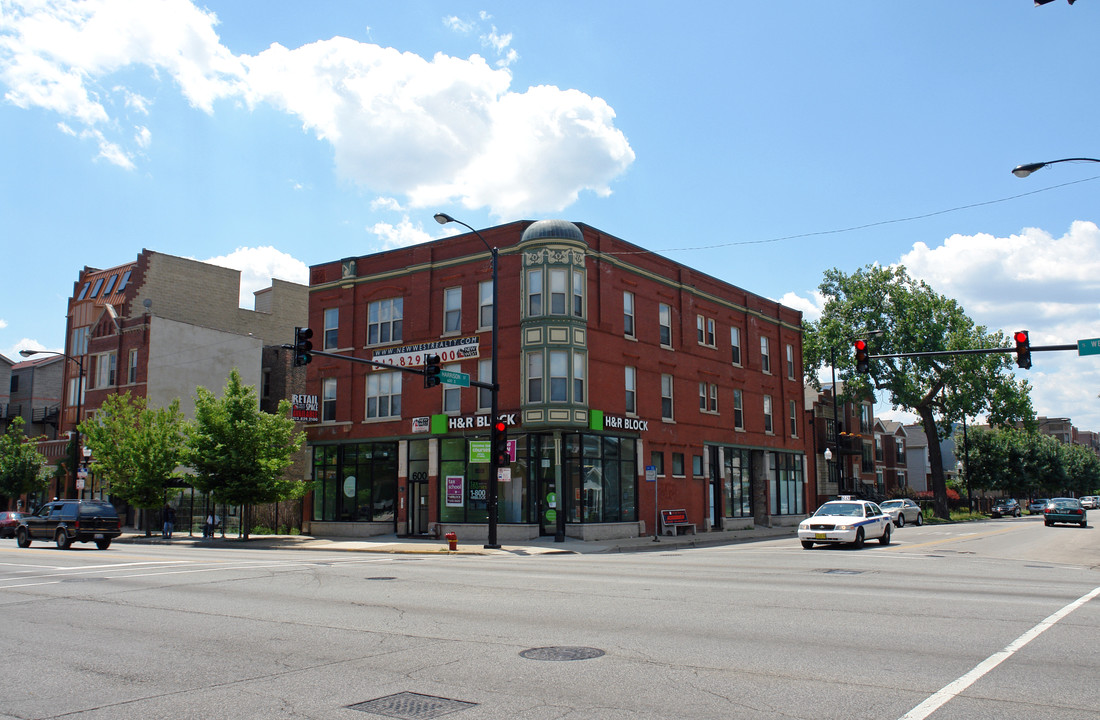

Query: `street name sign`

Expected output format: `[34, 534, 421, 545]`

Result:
[1078, 338, 1100, 356]
[439, 369, 471, 387]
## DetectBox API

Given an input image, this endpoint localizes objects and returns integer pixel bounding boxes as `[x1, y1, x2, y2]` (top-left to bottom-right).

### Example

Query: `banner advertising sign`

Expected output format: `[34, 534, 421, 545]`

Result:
[291, 394, 319, 422]
[445, 476, 465, 507]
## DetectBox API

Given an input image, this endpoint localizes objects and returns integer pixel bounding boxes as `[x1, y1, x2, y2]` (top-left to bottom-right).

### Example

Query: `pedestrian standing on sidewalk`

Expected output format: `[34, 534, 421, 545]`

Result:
[162, 505, 176, 539]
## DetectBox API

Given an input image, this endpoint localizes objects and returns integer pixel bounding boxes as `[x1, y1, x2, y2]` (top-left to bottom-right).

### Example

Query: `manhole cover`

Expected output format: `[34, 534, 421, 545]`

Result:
[348, 691, 476, 719]
[520, 646, 605, 661]
[822, 569, 864, 575]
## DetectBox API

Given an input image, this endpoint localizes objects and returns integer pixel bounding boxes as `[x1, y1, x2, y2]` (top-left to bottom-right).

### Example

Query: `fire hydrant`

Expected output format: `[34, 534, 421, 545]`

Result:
[444, 531, 457, 551]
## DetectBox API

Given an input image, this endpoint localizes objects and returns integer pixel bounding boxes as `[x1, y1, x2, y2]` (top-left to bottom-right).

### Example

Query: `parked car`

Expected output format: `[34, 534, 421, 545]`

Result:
[1081, 496, 1099, 510]
[1028, 499, 1049, 515]
[879, 498, 924, 527]
[0, 511, 27, 538]
[1042, 498, 1087, 528]
[798, 500, 892, 549]
[990, 499, 1021, 518]
[15, 500, 122, 550]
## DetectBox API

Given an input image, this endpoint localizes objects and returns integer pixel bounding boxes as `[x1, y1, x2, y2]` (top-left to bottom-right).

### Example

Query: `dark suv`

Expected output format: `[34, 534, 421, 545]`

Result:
[16, 500, 122, 550]
[990, 499, 1021, 518]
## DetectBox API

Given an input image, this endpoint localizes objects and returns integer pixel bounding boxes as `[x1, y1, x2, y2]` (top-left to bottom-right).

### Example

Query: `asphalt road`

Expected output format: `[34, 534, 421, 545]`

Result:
[1, 516, 1097, 720]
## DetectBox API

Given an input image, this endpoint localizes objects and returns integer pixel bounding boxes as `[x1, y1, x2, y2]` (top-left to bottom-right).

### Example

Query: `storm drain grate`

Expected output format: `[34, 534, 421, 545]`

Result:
[365, 576, 397, 581]
[520, 646, 606, 661]
[822, 569, 864, 575]
[348, 692, 476, 719]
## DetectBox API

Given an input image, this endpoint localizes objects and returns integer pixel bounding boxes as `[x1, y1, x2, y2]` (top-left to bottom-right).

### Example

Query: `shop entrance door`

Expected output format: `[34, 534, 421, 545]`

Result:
[410, 481, 429, 535]
[539, 474, 558, 536]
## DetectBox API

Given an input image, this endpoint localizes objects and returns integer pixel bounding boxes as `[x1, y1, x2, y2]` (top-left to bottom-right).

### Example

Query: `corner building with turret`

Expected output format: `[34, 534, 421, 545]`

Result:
[303, 220, 809, 541]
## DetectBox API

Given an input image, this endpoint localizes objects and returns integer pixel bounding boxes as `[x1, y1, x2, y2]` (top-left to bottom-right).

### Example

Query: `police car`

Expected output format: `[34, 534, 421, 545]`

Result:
[798, 498, 892, 549]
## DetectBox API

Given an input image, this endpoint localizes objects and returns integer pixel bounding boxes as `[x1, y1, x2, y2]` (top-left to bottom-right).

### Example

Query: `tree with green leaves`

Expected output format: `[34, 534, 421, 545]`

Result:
[187, 368, 305, 539]
[79, 392, 189, 534]
[803, 264, 1034, 519]
[0, 417, 48, 506]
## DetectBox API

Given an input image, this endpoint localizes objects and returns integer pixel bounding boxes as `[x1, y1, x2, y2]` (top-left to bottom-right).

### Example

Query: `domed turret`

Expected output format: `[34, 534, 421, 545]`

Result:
[520, 219, 584, 244]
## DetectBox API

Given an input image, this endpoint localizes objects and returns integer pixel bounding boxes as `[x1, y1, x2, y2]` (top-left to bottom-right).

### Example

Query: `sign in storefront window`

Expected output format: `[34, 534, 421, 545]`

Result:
[445, 476, 464, 507]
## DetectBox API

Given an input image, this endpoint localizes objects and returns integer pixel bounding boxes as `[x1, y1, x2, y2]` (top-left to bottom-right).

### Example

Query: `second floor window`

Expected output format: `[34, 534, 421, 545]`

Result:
[733, 389, 744, 430]
[322, 378, 337, 422]
[790, 399, 798, 437]
[366, 371, 401, 419]
[443, 364, 461, 413]
[128, 349, 138, 384]
[787, 343, 796, 381]
[444, 287, 461, 333]
[625, 366, 636, 414]
[526, 352, 543, 403]
[95, 352, 116, 388]
[661, 374, 674, 420]
[761, 336, 771, 373]
[763, 395, 773, 434]
[368, 298, 402, 345]
[478, 359, 492, 410]
[731, 327, 742, 366]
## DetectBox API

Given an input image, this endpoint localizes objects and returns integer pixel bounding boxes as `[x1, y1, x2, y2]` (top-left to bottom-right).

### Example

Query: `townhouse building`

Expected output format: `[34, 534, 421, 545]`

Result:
[303, 219, 809, 541]
[804, 382, 875, 507]
[38, 249, 307, 502]
[873, 419, 908, 495]
[5, 355, 64, 440]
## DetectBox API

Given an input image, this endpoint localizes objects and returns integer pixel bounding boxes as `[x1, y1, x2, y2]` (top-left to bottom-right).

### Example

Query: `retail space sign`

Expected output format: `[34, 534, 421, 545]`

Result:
[290, 394, 319, 422]
[445, 476, 464, 507]
[371, 336, 481, 368]
[411, 416, 430, 433]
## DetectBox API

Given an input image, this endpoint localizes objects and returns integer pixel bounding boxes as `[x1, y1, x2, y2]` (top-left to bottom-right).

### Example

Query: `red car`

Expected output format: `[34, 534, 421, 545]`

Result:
[0, 511, 27, 539]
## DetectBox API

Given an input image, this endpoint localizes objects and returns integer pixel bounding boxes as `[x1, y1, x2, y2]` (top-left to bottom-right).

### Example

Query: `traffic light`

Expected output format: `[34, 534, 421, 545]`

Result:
[854, 339, 870, 374]
[1014, 330, 1032, 369]
[492, 419, 510, 467]
[293, 327, 313, 367]
[424, 354, 441, 388]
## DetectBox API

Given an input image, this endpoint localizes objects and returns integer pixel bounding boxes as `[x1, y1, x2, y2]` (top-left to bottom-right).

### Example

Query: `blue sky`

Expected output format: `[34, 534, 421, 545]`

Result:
[2, 1, 1099, 430]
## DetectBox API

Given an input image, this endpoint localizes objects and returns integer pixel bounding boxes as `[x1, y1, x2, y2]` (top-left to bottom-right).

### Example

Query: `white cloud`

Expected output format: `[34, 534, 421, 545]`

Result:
[369, 217, 435, 249]
[201, 246, 309, 308]
[0, 2, 633, 216]
[0, 319, 7, 329]
[5, 338, 52, 361]
[134, 125, 151, 148]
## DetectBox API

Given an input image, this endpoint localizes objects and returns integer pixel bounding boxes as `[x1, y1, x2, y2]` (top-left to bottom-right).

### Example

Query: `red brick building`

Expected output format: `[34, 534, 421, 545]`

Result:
[304, 220, 809, 541]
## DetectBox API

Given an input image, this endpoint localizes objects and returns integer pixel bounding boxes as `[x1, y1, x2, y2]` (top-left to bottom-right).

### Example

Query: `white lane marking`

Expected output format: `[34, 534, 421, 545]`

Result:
[899, 584, 1100, 720]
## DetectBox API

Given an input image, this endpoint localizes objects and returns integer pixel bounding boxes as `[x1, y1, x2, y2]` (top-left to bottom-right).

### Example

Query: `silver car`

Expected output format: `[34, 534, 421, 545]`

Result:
[879, 498, 924, 527]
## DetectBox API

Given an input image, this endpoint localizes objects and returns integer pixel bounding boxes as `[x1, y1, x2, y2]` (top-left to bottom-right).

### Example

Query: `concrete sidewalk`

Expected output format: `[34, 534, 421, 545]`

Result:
[117, 523, 799, 555]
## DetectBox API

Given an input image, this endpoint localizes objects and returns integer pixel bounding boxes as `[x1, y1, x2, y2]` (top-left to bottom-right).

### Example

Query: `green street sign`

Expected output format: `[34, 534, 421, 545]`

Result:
[1078, 338, 1100, 356]
[438, 369, 471, 387]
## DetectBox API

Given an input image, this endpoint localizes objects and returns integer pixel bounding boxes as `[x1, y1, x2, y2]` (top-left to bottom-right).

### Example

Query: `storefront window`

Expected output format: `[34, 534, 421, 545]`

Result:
[312, 442, 397, 522]
[563, 433, 637, 524]
[770, 452, 805, 516]
[723, 448, 753, 519]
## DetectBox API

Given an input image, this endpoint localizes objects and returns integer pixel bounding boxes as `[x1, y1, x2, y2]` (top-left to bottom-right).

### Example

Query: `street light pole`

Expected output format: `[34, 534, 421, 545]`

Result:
[434, 213, 502, 549]
[20, 349, 85, 499]
[829, 349, 843, 496]
[1011, 157, 1100, 178]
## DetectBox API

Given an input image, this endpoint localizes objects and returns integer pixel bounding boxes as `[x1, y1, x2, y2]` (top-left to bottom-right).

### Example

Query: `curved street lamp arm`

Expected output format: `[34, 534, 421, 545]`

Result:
[1011, 157, 1100, 178]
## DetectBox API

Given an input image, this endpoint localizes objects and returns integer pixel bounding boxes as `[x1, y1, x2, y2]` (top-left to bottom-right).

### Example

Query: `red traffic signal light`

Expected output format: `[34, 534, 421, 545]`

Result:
[492, 420, 510, 466]
[854, 339, 870, 374]
[1014, 330, 1032, 369]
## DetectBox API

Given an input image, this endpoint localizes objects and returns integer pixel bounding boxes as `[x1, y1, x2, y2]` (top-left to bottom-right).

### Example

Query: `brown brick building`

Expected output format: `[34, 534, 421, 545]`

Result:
[303, 220, 809, 541]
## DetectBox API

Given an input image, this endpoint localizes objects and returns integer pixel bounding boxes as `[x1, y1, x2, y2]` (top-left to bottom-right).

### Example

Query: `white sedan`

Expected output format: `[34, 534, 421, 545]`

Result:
[798, 500, 892, 549]
[879, 498, 924, 527]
